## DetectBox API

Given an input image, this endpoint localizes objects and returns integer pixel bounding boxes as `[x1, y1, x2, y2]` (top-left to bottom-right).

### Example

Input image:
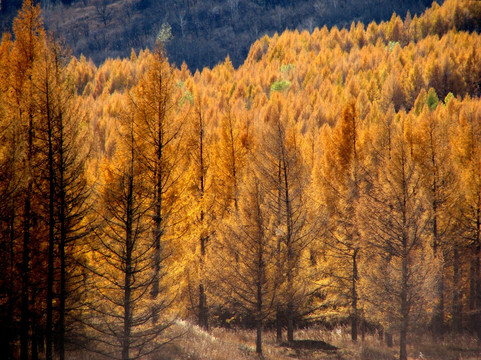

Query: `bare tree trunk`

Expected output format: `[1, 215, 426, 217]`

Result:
[287, 300, 294, 342]
[122, 175, 134, 360]
[256, 278, 263, 354]
[198, 283, 208, 329]
[276, 306, 282, 343]
[6, 204, 16, 360]
[400, 245, 409, 360]
[256, 322, 263, 354]
[46, 88, 55, 360]
[452, 246, 462, 333]
[20, 186, 32, 360]
[58, 127, 66, 360]
[351, 249, 358, 342]
[197, 107, 209, 330]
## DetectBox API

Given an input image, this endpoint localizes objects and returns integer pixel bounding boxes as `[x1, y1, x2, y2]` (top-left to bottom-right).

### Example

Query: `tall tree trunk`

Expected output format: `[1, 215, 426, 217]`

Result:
[399, 325, 407, 360]
[197, 108, 208, 330]
[256, 266, 263, 354]
[20, 188, 31, 360]
[256, 322, 263, 355]
[475, 211, 481, 340]
[276, 306, 282, 343]
[122, 175, 134, 360]
[431, 186, 445, 338]
[198, 229, 208, 329]
[400, 244, 409, 360]
[287, 300, 294, 342]
[452, 246, 462, 333]
[6, 203, 15, 360]
[151, 137, 162, 302]
[58, 121, 66, 360]
[198, 283, 208, 329]
[46, 90, 55, 360]
[469, 208, 481, 336]
[351, 249, 358, 342]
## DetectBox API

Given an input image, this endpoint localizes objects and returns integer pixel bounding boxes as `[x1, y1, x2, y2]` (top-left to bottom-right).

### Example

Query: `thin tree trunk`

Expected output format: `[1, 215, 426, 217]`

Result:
[46, 87, 55, 360]
[469, 255, 476, 333]
[20, 191, 31, 360]
[7, 203, 15, 360]
[198, 283, 208, 329]
[400, 243, 409, 360]
[151, 138, 163, 301]
[475, 211, 481, 340]
[452, 246, 462, 333]
[399, 325, 407, 360]
[256, 276, 263, 354]
[122, 174, 134, 360]
[58, 120, 66, 360]
[276, 306, 282, 343]
[197, 108, 208, 330]
[287, 300, 294, 342]
[351, 249, 358, 342]
[256, 322, 262, 354]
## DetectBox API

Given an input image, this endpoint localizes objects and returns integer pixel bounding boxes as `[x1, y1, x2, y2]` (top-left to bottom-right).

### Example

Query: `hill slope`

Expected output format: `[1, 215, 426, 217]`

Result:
[1, 0, 441, 69]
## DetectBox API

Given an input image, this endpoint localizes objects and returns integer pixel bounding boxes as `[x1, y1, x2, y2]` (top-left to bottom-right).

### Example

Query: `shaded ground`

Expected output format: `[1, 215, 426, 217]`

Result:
[67, 321, 481, 360]
[281, 339, 338, 351]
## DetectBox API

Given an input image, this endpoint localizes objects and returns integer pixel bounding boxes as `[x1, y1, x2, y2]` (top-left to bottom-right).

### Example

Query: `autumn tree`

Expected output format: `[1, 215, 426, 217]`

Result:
[320, 101, 364, 341]
[451, 101, 481, 339]
[35, 37, 91, 360]
[131, 45, 186, 322]
[412, 104, 456, 338]
[85, 100, 176, 360]
[7, 2, 46, 358]
[256, 94, 319, 342]
[184, 89, 217, 329]
[214, 175, 277, 354]
[0, 32, 20, 360]
[360, 114, 434, 360]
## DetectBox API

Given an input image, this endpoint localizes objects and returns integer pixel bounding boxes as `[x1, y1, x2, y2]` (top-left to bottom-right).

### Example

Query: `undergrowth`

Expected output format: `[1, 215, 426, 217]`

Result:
[68, 321, 481, 360]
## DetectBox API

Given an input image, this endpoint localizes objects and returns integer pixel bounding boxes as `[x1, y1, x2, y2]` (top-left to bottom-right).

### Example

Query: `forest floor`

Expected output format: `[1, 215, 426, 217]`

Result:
[152, 320, 481, 360]
[68, 319, 481, 359]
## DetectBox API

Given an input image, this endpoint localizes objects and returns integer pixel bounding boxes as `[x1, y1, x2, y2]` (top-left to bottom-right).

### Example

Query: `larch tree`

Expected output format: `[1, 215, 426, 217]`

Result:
[214, 174, 277, 355]
[37, 38, 91, 360]
[319, 101, 364, 341]
[412, 104, 456, 338]
[8, 2, 46, 358]
[130, 45, 186, 323]
[360, 114, 434, 360]
[0, 32, 20, 360]
[451, 101, 481, 339]
[184, 89, 216, 329]
[256, 94, 319, 342]
[85, 98, 176, 360]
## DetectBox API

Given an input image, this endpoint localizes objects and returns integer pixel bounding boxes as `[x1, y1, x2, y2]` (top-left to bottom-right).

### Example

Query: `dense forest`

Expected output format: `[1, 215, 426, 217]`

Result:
[2, 1, 481, 360]
[1, 0, 442, 69]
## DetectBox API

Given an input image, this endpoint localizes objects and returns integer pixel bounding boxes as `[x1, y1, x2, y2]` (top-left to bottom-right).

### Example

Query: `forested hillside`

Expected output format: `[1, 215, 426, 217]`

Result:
[2, 1, 481, 360]
[1, 0, 443, 69]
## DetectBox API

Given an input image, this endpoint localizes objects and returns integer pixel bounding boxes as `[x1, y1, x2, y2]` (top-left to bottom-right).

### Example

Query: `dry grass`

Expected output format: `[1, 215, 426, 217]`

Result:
[66, 321, 481, 359]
